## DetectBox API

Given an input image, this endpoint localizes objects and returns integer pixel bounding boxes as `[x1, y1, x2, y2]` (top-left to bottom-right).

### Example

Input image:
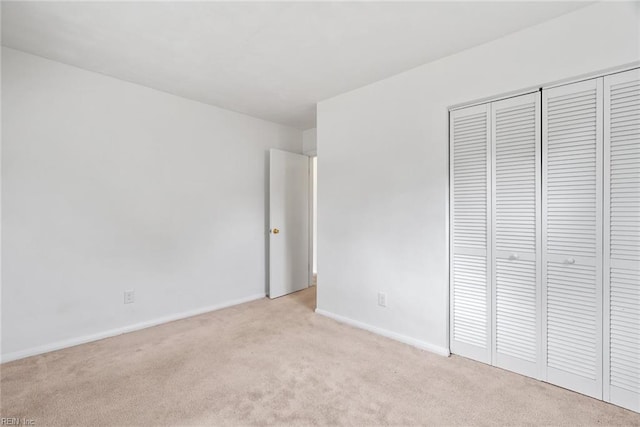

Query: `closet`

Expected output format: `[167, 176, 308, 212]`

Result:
[449, 67, 639, 413]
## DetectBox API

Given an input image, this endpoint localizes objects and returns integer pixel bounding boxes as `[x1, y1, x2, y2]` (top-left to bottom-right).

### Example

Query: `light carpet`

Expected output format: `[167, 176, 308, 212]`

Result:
[1, 287, 639, 426]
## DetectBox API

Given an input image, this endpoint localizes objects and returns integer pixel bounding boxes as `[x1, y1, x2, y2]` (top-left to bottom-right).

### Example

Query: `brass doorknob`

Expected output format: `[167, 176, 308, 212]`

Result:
[272, 228, 280, 234]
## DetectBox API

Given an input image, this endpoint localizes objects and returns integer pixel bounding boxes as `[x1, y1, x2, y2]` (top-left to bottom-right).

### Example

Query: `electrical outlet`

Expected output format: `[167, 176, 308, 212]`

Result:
[124, 290, 135, 304]
[377, 292, 387, 307]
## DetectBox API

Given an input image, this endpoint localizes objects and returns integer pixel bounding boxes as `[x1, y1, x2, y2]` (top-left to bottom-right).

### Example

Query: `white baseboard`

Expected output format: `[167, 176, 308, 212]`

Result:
[315, 308, 450, 357]
[1, 293, 266, 364]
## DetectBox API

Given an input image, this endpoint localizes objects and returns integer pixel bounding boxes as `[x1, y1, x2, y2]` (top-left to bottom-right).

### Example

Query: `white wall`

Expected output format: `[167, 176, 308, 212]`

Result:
[316, 2, 640, 355]
[1, 48, 302, 360]
[303, 128, 317, 156]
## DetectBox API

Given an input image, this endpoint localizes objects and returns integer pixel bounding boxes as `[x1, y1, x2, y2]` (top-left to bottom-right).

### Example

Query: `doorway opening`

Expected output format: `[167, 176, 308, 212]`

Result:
[310, 156, 317, 288]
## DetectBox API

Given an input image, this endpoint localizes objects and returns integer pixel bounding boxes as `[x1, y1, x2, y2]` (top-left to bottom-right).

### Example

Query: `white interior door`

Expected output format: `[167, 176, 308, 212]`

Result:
[603, 68, 640, 413]
[269, 149, 309, 299]
[450, 103, 492, 364]
[491, 92, 541, 379]
[542, 78, 603, 399]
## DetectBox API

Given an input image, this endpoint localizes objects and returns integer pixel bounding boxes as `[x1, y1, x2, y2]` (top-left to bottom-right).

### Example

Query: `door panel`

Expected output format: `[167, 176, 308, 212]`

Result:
[604, 68, 640, 412]
[269, 149, 309, 299]
[542, 78, 603, 399]
[491, 93, 541, 378]
[450, 104, 492, 363]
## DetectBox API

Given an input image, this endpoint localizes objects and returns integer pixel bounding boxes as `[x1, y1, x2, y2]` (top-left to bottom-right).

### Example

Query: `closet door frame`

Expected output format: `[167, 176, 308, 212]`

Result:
[541, 77, 604, 399]
[449, 103, 492, 364]
[490, 92, 542, 379]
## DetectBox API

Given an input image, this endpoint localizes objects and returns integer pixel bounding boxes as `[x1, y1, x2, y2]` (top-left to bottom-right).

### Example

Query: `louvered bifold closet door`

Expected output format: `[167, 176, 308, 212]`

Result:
[604, 68, 640, 413]
[450, 104, 491, 364]
[542, 78, 603, 399]
[491, 93, 541, 378]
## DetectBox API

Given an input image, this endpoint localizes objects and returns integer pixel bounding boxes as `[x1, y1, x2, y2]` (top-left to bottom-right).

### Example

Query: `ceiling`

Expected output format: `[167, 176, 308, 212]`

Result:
[2, 1, 591, 129]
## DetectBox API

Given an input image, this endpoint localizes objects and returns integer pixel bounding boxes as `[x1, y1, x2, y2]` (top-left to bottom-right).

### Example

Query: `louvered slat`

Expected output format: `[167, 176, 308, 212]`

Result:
[491, 93, 540, 378]
[547, 261, 598, 379]
[496, 259, 537, 362]
[604, 69, 640, 413]
[610, 268, 640, 391]
[450, 104, 491, 363]
[453, 114, 488, 250]
[543, 78, 603, 399]
[453, 254, 487, 347]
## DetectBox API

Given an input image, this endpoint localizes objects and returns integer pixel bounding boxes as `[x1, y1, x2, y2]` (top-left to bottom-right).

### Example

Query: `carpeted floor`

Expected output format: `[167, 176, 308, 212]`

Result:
[1, 287, 639, 426]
